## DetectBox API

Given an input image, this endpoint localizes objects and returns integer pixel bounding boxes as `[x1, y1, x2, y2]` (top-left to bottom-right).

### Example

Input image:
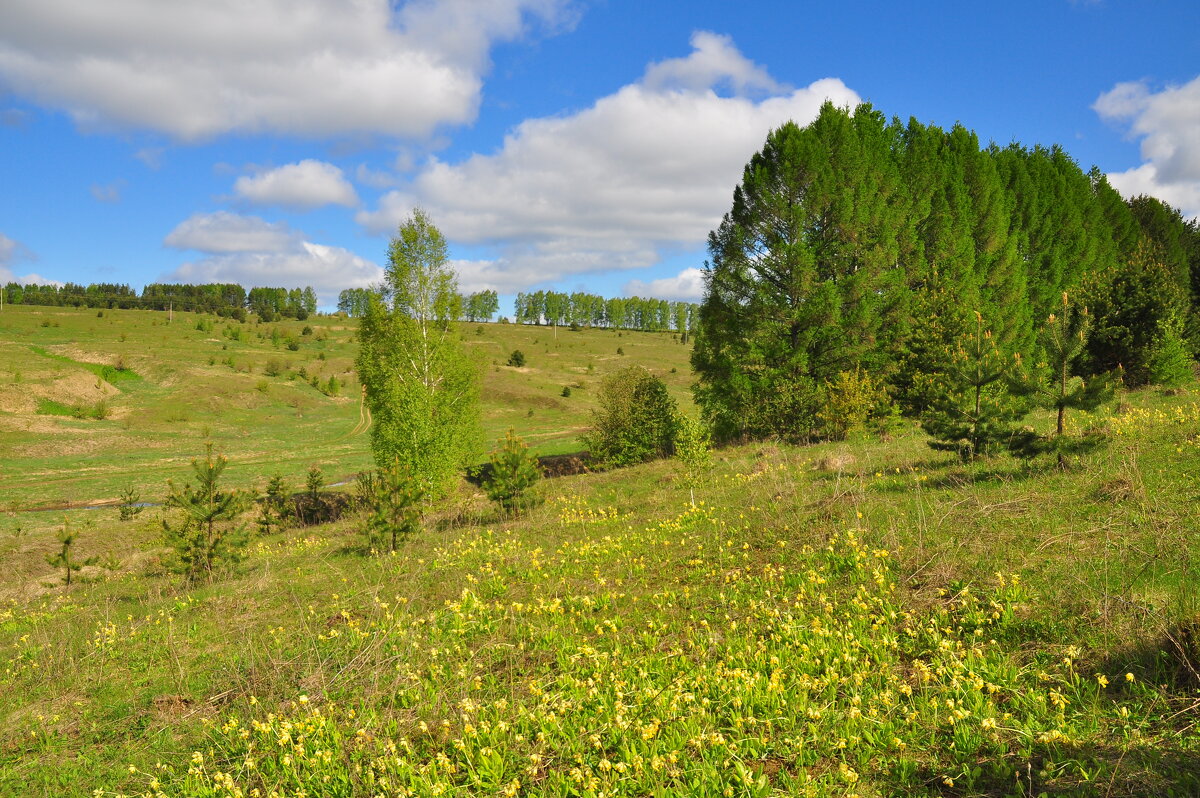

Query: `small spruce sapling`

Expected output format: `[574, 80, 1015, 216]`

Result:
[1008, 294, 1120, 468]
[46, 517, 97, 586]
[483, 429, 542, 515]
[365, 461, 425, 553]
[257, 474, 291, 535]
[306, 465, 325, 497]
[162, 444, 249, 583]
[118, 483, 144, 521]
[1147, 314, 1194, 387]
[922, 312, 1024, 462]
[507, 350, 526, 367]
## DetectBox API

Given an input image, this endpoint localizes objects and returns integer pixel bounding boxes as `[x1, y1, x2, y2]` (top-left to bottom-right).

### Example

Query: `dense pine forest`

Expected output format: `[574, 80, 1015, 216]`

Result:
[692, 103, 1199, 442]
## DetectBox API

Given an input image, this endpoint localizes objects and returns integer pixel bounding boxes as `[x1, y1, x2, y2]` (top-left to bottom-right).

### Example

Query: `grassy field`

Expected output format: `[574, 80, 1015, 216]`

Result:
[2, 305, 1200, 796]
[0, 304, 694, 512]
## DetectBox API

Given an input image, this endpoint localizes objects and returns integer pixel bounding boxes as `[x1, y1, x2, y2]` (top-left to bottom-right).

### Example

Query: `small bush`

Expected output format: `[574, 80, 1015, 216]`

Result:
[301, 325, 313, 336]
[263, 359, 284, 377]
[616, 346, 624, 355]
[507, 350, 526, 367]
[286, 338, 301, 351]
[818, 369, 889, 441]
[584, 365, 679, 467]
[561, 385, 572, 397]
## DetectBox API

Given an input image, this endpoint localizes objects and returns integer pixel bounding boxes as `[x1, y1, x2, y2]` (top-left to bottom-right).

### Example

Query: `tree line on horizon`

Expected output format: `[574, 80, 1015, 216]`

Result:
[339, 285, 701, 336]
[3, 280, 319, 321]
[693, 101, 1200, 445]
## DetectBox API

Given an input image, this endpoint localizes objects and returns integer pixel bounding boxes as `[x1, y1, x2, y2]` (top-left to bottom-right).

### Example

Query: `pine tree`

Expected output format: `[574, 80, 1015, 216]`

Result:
[257, 474, 291, 535]
[483, 429, 542, 515]
[46, 518, 96, 586]
[365, 461, 425, 554]
[922, 313, 1024, 462]
[1147, 314, 1194, 387]
[693, 105, 907, 441]
[1008, 294, 1119, 468]
[162, 444, 248, 583]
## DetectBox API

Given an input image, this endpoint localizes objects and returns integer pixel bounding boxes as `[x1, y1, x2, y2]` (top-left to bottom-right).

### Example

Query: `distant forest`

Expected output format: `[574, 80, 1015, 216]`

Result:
[3, 280, 700, 336]
[3, 281, 318, 322]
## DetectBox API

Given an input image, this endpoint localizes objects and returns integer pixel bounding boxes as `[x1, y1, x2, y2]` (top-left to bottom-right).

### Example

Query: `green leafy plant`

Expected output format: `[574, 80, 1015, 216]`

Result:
[673, 411, 713, 506]
[584, 365, 679, 467]
[507, 349, 526, 367]
[483, 429, 542, 515]
[356, 208, 480, 499]
[817, 368, 889, 441]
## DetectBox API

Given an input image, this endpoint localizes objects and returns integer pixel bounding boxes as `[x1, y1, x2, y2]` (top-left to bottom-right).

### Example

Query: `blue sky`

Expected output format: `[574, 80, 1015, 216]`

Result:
[1, 0, 1198, 311]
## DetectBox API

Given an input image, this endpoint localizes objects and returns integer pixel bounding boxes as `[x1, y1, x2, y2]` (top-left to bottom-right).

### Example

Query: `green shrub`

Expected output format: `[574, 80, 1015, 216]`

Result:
[817, 369, 889, 441]
[584, 365, 679, 467]
[483, 429, 542, 515]
[561, 385, 571, 397]
[673, 411, 713, 506]
[507, 350, 526, 367]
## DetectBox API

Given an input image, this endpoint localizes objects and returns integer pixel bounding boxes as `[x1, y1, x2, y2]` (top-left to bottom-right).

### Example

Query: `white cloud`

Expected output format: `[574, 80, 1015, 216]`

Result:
[164, 243, 383, 305]
[161, 212, 380, 304]
[234, 160, 359, 210]
[164, 212, 299, 254]
[357, 32, 860, 289]
[0, 231, 56, 285]
[1095, 74, 1200, 219]
[0, 0, 576, 141]
[623, 267, 706, 302]
[642, 31, 783, 96]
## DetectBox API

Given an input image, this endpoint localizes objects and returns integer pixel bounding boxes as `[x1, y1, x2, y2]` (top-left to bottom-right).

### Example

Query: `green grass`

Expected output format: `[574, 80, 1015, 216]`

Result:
[0, 305, 694, 510]
[3, 304, 1200, 796]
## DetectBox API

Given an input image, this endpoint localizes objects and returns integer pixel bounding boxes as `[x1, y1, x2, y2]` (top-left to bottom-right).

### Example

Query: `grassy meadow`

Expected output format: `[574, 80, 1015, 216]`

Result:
[2, 304, 1200, 796]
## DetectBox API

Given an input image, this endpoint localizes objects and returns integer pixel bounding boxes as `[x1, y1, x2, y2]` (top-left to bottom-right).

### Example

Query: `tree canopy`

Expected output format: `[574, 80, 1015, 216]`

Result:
[693, 102, 1198, 442]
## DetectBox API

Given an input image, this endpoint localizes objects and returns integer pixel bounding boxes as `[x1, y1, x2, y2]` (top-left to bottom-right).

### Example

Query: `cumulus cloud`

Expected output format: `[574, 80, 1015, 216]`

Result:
[164, 211, 299, 254]
[357, 32, 859, 289]
[0, 231, 56, 285]
[623, 267, 706, 302]
[0, 0, 576, 141]
[164, 244, 382, 305]
[161, 211, 380, 304]
[1095, 74, 1200, 219]
[233, 160, 359, 210]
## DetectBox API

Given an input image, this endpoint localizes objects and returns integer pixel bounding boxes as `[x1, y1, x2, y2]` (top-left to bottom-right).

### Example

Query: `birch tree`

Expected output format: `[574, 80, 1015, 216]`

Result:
[356, 209, 480, 497]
